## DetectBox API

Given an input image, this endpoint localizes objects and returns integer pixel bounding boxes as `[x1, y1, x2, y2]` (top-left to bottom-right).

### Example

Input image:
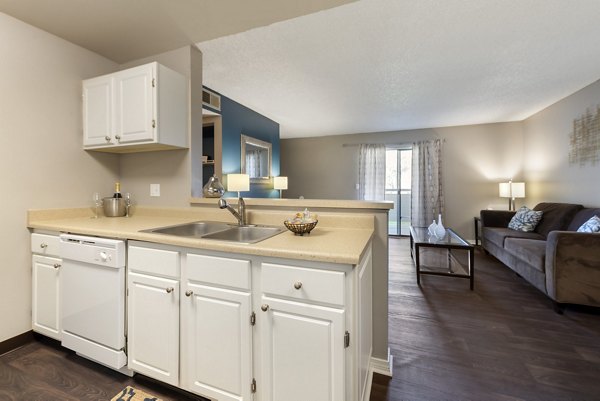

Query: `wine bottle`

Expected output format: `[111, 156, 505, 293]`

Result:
[113, 182, 123, 198]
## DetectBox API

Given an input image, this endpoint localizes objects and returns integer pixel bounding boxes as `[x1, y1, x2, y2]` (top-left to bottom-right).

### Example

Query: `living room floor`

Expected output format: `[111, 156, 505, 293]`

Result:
[370, 237, 600, 401]
[1, 238, 599, 401]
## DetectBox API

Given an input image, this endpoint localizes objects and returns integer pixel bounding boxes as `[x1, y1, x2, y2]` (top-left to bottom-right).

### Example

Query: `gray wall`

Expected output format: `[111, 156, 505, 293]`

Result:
[281, 122, 524, 239]
[523, 79, 600, 207]
[0, 13, 119, 342]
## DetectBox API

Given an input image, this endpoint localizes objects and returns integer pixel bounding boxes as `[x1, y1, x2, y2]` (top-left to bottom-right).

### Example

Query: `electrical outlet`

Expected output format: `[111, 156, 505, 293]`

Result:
[150, 184, 160, 197]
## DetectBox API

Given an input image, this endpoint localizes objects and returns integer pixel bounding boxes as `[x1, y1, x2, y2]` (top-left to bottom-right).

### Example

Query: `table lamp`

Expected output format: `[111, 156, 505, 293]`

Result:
[227, 174, 250, 198]
[499, 180, 525, 211]
[273, 176, 288, 198]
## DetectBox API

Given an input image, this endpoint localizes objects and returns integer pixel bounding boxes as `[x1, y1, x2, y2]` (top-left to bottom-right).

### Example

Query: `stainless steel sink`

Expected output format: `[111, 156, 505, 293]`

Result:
[141, 221, 230, 238]
[142, 221, 285, 244]
[202, 225, 285, 244]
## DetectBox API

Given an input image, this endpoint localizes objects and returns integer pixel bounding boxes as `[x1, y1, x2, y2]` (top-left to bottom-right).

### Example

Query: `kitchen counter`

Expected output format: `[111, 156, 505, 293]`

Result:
[28, 206, 374, 265]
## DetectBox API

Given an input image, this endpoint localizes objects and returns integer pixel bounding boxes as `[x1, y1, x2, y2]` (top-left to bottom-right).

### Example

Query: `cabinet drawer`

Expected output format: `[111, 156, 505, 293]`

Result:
[31, 233, 60, 257]
[261, 263, 345, 307]
[186, 253, 250, 290]
[128, 245, 179, 278]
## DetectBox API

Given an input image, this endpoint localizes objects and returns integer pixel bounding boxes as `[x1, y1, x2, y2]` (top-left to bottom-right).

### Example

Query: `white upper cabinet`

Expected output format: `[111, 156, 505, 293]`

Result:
[83, 62, 188, 153]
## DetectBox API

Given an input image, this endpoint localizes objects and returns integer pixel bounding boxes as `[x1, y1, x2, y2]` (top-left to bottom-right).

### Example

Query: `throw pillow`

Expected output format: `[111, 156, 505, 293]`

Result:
[508, 206, 544, 232]
[577, 215, 600, 233]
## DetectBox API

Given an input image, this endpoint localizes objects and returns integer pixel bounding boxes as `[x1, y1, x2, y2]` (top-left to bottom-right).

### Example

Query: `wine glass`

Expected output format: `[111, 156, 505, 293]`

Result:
[92, 192, 102, 218]
[124, 192, 132, 217]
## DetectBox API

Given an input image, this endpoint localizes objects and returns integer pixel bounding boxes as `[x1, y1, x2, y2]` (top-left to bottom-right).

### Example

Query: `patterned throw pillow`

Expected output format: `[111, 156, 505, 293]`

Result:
[508, 206, 544, 232]
[577, 215, 600, 233]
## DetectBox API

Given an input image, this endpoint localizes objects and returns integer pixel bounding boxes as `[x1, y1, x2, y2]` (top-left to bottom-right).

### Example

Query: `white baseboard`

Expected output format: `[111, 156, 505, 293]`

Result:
[370, 347, 393, 377]
[363, 348, 393, 401]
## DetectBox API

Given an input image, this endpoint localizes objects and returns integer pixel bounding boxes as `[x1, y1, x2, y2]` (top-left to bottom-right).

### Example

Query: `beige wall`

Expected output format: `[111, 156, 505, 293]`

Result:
[281, 122, 524, 239]
[523, 79, 600, 207]
[118, 46, 203, 207]
[0, 13, 119, 342]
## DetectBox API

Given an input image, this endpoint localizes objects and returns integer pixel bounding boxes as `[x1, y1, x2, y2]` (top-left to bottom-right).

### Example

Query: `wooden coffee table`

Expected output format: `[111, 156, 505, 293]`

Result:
[409, 226, 475, 290]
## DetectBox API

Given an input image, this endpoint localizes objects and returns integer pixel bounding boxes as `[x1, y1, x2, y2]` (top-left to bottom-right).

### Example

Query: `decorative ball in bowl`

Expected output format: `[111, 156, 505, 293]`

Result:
[284, 220, 318, 236]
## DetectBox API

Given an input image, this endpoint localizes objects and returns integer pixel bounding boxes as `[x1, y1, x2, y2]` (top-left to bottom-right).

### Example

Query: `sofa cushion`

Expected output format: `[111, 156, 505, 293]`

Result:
[483, 227, 544, 248]
[533, 203, 583, 238]
[577, 215, 600, 233]
[508, 206, 543, 232]
[568, 208, 600, 231]
[504, 238, 546, 272]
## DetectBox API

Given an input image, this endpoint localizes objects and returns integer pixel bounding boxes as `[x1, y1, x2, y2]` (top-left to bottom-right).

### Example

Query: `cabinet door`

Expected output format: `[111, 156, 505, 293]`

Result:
[127, 272, 179, 386]
[32, 255, 61, 340]
[114, 64, 155, 144]
[182, 282, 253, 401]
[260, 296, 346, 401]
[83, 75, 114, 146]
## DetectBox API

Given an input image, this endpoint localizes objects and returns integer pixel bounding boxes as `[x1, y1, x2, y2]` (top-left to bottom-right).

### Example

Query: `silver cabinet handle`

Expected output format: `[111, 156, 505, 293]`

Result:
[294, 282, 303, 290]
[185, 290, 193, 297]
[53, 263, 61, 269]
[105, 136, 111, 142]
[115, 135, 121, 140]
[166, 287, 174, 293]
[40, 243, 48, 249]
[261, 304, 269, 312]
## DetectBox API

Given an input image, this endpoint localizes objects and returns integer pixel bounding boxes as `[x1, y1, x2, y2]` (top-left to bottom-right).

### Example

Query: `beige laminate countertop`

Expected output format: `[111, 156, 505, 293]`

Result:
[28, 207, 374, 265]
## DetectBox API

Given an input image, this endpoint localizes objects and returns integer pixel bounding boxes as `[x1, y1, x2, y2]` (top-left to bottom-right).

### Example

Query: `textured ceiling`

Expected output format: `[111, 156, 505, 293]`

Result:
[0, 0, 355, 63]
[198, 0, 600, 138]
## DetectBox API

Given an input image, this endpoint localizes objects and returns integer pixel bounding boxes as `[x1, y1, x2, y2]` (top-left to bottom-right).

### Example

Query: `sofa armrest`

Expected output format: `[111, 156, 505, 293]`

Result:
[480, 210, 515, 228]
[545, 231, 600, 306]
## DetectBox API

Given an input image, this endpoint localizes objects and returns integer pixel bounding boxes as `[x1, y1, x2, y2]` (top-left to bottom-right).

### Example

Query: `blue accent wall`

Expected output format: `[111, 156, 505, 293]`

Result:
[204, 86, 280, 198]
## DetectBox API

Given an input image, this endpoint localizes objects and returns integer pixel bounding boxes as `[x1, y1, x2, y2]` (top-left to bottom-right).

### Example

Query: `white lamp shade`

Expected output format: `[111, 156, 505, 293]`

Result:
[227, 174, 250, 192]
[499, 182, 511, 198]
[273, 176, 288, 190]
[511, 182, 525, 198]
[499, 181, 525, 198]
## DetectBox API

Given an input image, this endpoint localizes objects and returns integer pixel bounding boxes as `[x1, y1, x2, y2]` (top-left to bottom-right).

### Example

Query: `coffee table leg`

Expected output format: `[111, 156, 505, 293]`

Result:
[469, 248, 475, 290]
[415, 243, 421, 285]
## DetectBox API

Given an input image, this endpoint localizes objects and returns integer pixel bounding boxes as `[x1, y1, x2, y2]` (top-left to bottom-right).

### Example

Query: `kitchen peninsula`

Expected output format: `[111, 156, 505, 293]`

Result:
[28, 199, 391, 401]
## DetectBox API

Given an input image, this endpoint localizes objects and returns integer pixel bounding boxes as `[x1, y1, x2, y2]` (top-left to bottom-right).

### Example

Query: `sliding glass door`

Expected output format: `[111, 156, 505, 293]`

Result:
[386, 148, 412, 236]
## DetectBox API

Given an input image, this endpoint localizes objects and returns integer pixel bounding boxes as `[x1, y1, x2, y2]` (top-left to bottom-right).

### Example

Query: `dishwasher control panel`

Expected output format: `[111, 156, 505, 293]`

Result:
[59, 234, 126, 268]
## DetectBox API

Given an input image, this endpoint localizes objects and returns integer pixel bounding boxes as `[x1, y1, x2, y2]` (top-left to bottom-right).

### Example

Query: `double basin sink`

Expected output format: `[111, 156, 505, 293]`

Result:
[142, 221, 285, 244]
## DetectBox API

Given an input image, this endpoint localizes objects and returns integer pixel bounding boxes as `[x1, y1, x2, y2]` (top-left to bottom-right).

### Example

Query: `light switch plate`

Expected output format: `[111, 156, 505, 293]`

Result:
[150, 184, 160, 197]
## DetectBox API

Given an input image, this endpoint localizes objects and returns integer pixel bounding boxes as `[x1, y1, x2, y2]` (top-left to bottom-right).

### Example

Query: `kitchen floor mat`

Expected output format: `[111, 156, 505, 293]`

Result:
[111, 386, 163, 401]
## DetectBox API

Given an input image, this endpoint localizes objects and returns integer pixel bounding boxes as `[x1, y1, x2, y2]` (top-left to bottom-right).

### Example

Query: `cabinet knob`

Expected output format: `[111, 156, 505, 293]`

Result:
[261, 304, 269, 312]
[185, 290, 193, 297]
[105, 136, 111, 142]
[53, 263, 61, 269]
[166, 287, 174, 293]
[40, 243, 48, 249]
[115, 135, 121, 141]
[294, 282, 303, 290]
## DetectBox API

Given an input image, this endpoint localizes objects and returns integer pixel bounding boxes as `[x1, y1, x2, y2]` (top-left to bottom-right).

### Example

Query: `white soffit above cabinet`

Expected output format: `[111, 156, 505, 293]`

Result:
[198, 0, 600, 138]
[0, 0, 356, 63]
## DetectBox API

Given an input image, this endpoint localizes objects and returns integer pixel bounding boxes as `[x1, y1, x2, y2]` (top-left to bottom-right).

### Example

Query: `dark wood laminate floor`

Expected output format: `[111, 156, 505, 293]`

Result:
[370, 237, 600, 401]
[0, 337, 205, 401]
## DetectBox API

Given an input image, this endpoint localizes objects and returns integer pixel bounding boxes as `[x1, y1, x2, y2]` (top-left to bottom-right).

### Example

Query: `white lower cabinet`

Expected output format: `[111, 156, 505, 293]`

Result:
[126, 241, 373, 401]
[32, 254, 62, 340]
[182, 252, 253, 401]
[127, 244, 180, 385]
[259, 296, 345, 401]
[127, 272, 180, 385]
[31, 232, 62, 340]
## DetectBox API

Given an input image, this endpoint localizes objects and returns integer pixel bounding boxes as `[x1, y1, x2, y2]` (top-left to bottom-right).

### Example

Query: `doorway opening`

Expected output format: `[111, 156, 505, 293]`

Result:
[386, 147, 412, 236]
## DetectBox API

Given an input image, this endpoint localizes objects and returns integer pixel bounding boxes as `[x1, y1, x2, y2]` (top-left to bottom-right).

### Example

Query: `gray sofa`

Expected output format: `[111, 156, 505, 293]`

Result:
[480, 203, 600, 312]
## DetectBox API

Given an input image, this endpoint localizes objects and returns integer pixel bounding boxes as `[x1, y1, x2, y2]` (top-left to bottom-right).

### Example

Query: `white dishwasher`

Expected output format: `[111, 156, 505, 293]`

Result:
[59, 234, 130, 374]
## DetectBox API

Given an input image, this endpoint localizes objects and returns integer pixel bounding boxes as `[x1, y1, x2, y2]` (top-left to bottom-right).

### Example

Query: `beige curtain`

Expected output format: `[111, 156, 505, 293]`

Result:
[358, 144, 386, 201]
[411, 139, 444, 226]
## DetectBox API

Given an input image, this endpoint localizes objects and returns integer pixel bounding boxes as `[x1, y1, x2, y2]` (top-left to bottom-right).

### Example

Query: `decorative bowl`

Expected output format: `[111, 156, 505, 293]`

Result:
[284, 220, 318, 236]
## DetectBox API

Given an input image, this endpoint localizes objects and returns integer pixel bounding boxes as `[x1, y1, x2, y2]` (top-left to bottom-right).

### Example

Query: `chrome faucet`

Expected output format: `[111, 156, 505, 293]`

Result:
[218, 197, 247, 226]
